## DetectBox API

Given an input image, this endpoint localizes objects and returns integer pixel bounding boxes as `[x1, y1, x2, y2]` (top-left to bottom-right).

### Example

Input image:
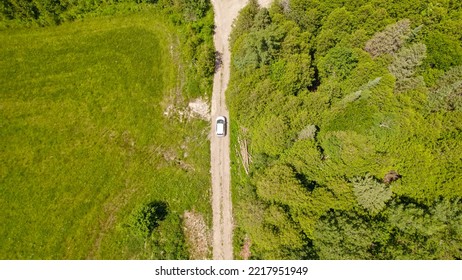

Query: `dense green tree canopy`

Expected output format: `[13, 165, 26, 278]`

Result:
[230, 0, 462, 260]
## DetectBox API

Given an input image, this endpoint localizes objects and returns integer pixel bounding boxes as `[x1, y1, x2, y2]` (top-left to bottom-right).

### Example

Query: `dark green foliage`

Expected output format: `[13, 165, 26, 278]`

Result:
[314, 198, 462, 259]
[384, 198, 462, 259]
[229, 0, 260, 46]
[127, 201, 169, 238]
[314, 210, 388, 259]
[0, 0, 211, 26]
[181, 0, 209, 20]
[1, 0, 149, 25]
[317, 46, 358, 80]
[230, 0, 462, 260]
[233, 24, 286, 71]
[253, 7, 272, 30]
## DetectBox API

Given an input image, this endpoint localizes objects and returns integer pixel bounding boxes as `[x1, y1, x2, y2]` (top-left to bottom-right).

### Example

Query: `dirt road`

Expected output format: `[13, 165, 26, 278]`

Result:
[210, 0, 270, 260]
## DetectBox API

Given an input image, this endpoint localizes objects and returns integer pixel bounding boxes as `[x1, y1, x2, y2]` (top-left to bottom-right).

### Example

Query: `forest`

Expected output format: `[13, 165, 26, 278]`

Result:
[229, 0, 462, 259]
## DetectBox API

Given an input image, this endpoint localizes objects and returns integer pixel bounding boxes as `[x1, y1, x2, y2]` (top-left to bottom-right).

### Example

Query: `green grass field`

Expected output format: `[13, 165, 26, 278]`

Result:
[0, 11, 211, 259]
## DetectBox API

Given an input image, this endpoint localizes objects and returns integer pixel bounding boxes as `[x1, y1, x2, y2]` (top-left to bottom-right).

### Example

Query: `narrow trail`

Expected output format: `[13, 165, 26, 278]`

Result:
[210, 0, 271, 260]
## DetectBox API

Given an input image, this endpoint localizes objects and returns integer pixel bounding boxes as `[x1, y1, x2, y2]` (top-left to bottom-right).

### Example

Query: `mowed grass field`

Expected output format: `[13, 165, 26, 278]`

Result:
[0, 12, 211, 259]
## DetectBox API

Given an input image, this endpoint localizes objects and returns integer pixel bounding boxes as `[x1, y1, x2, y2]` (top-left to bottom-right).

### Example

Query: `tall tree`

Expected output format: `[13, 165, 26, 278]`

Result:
[353, 175, 392, 215]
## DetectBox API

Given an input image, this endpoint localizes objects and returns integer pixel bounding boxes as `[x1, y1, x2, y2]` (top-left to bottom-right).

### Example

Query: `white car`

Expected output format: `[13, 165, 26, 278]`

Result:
[216, 116, 226, 137]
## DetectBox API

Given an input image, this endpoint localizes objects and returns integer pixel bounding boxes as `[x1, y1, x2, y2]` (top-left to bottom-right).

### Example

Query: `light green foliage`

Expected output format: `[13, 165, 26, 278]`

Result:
[353, 5, 391, 35]
[260, 205, 306, 257]
[255, 164, 308, 207]
[320, 131, 378, 178]
[0, 5, 213, 259]
[251, 114, 289, 157]
[353, 175, 392, 214]
[280, 139, 323, 181]
[275, 53, 314, 94]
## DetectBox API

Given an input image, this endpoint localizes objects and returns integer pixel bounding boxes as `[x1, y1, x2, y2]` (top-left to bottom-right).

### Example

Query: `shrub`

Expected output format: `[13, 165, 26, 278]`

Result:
[127, 201, 169, 238]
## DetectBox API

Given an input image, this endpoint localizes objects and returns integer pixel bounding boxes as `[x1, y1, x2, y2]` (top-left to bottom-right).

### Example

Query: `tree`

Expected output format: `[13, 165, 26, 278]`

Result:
[385, 198, 462, 259]
[253, 7, 271, 30]
[255, 163, 308, 207]
[260, 204, 306, 258]
[425, 31, 462, 71]
[313, 210, 388, 259]
[229, 0, 260, 46]
[428, 65, 462, 112]
[315, 7, 354, 55]
[353, 175, 392, 215]
[298, 124, 317, 140]
[317, 46, 358, 80]
[388, 43, 427, 92]
[251, 114, 289, 157]
[364, 19, 411, 57]
[272, 53, 314, 94]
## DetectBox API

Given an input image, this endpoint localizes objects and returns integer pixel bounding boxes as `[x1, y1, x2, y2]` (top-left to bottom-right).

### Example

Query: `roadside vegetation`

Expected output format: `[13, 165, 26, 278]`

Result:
[229, 0, 462, 259]
[0, 1, 214, 259]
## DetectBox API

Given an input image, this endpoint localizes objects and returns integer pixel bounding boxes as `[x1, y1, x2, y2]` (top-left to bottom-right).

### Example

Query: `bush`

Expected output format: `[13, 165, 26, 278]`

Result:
[127, 201, 169, 238]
